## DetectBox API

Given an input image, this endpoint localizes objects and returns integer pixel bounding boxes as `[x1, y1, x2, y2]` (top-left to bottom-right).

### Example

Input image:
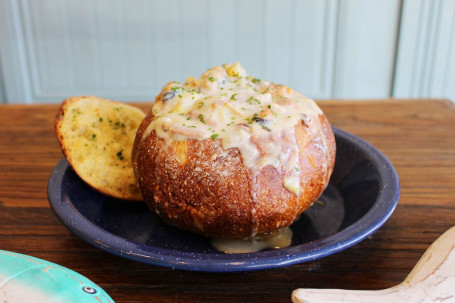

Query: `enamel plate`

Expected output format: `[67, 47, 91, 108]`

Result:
[48, 127, 400, 272]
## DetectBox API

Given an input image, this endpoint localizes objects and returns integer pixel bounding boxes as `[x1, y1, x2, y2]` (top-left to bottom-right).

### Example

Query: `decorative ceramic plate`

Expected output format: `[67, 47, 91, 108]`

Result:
[48, 127, 400, 272]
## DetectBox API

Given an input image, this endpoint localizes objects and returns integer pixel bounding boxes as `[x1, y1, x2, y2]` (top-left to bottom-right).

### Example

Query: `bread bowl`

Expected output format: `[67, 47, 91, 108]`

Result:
[132, 63, 336, 239]
[55, 96, 145, 201]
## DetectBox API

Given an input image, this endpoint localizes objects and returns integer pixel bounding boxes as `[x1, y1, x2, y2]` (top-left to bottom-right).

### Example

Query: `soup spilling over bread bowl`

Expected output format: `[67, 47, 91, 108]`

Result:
[56, 63, 336, 253]
[133, 63, 336, 252]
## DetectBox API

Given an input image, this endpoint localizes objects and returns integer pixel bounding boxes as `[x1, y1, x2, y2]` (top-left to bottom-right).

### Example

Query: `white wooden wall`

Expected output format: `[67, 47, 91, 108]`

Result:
[0, 0, 454, 104]
[394, 0, 455, 99]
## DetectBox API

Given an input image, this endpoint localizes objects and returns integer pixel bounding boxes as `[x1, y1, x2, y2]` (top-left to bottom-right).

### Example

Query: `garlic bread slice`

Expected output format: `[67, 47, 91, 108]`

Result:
[55, 96, 145, 201]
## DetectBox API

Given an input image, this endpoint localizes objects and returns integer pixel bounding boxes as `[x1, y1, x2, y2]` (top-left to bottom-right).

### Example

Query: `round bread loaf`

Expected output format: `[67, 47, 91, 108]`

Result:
[133, 63, 336, 239]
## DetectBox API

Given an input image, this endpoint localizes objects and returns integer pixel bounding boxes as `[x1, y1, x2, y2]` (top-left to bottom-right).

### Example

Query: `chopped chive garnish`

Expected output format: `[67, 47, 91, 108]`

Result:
[198, 114, 206, 124]
[247, 96, 261, 105]
[117, 150, 124, 160]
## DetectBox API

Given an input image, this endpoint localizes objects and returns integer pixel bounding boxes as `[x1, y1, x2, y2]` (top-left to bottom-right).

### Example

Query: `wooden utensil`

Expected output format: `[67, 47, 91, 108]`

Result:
[292, 226, 455, 303]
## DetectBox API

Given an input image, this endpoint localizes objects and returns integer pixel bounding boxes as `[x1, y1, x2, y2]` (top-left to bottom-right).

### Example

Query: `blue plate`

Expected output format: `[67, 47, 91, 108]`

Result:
[48, 127, 400, 272]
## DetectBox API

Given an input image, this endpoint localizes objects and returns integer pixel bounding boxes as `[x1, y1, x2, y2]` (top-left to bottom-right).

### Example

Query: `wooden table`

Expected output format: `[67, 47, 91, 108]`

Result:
[1, 99, 454, 302]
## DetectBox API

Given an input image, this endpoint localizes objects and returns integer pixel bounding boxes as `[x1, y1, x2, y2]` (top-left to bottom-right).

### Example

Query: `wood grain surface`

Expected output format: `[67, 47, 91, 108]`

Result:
[0, 99, 454, 302]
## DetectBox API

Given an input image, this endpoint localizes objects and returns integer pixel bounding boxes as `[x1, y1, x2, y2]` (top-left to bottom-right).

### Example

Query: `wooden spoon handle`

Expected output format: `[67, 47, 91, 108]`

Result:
[292, 226, 455, 303]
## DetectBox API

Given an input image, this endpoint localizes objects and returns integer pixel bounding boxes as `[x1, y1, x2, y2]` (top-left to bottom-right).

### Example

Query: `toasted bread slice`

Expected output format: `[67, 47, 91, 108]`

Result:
[55, 96, 146, 201]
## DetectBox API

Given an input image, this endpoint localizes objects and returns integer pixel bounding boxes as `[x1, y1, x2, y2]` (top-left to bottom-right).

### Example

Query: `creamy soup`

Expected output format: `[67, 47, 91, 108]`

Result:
[211, 227, 293, 254]
[142, 63, 328, 196]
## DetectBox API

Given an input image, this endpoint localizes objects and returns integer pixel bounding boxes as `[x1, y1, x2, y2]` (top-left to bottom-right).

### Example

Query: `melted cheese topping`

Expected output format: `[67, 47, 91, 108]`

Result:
[144, 63, 325, 195]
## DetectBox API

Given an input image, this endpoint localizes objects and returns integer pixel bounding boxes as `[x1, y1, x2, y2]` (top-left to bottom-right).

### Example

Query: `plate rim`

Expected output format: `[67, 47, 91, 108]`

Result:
[47, 127, 400, 272]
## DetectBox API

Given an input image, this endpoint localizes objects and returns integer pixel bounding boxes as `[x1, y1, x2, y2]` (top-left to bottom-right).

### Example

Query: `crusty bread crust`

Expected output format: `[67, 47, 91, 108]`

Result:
[133, 111, 335, 239]
[55, 96, 145, 201]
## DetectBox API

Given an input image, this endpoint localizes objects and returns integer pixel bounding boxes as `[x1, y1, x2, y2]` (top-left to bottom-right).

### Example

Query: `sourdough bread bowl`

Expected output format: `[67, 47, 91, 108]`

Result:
[133, 63, 336, 239]
[55, 96, 145, 201]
